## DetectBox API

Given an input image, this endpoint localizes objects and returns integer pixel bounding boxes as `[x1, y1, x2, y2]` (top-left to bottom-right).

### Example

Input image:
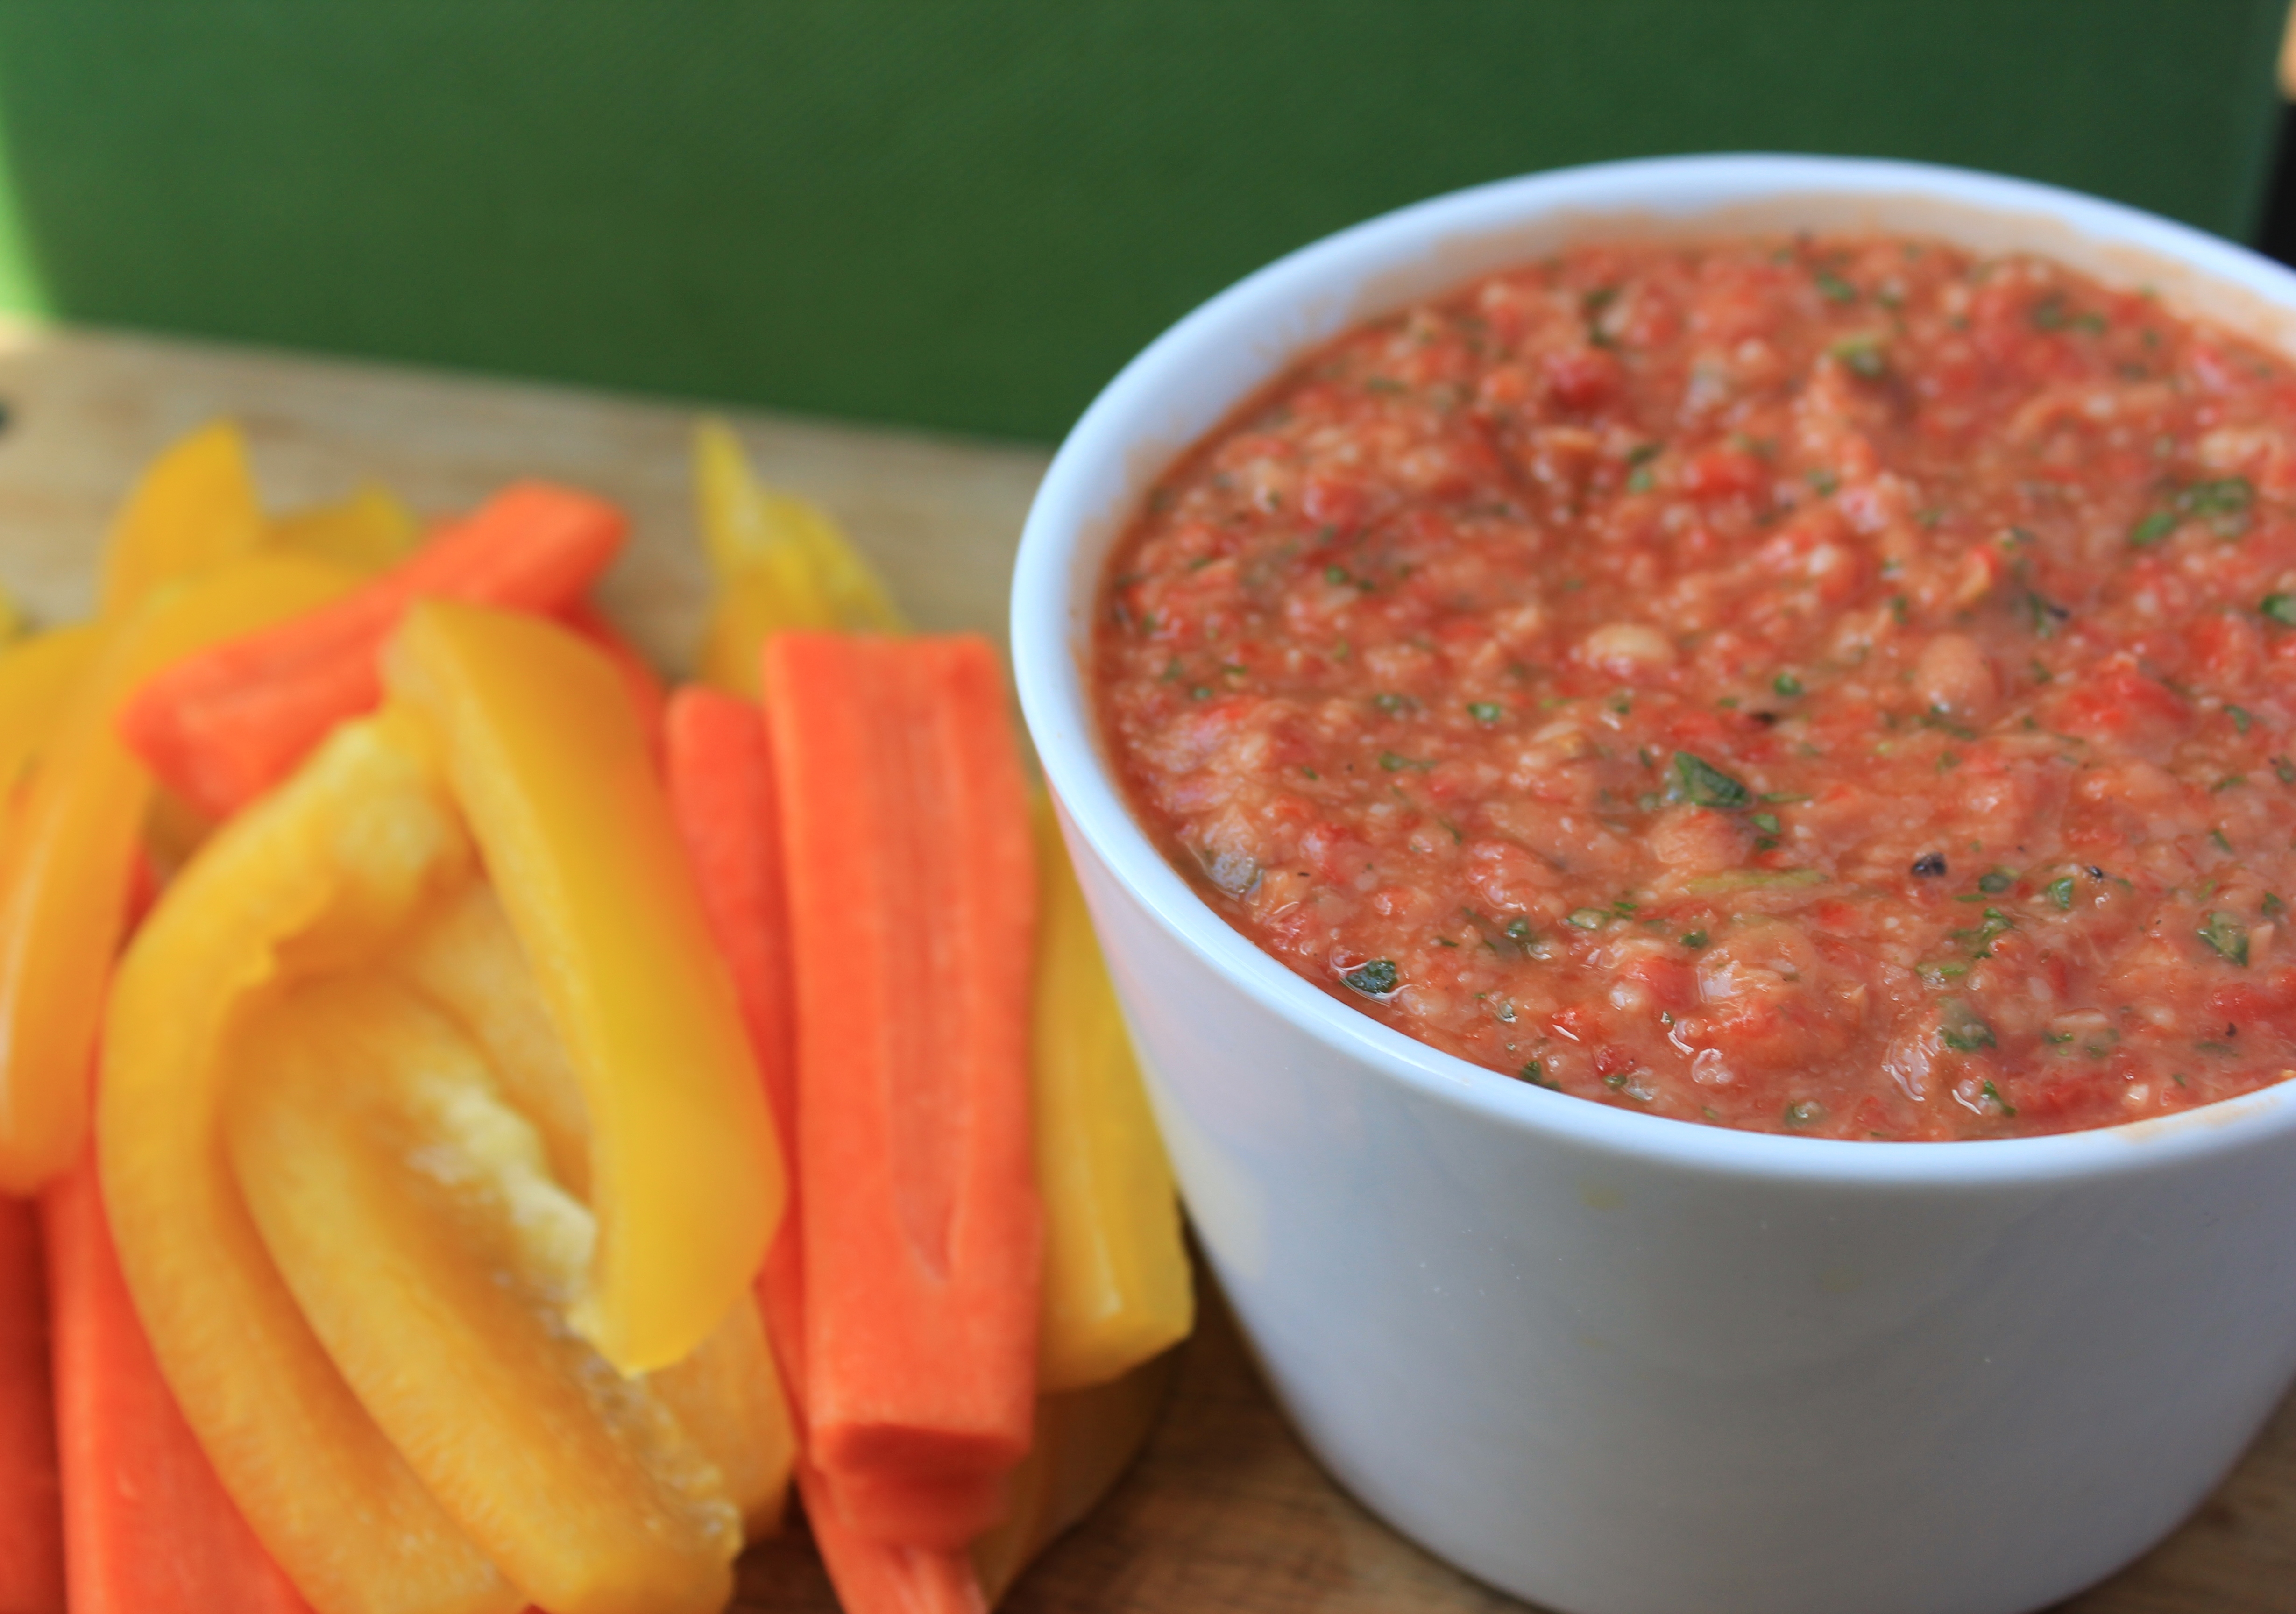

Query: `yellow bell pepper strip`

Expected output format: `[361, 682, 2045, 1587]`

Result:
[0, 625, 103, 801]
[98, 709, 513, 1614]
[649, 1290, 796, 1541]
[269, 483, 419, 576]
[969, 1348, 1182, 1604]
[386, 878, 798, 1535]
[693, 418, 904, 695]
[383, 600, 781, 1373]
[98, 420, 267, 619]
[1030, 795, 1194, 1393]
[387, 879, 593, 1198]
[225, 972, 744, 1614]
[0, 553, 357, 1194]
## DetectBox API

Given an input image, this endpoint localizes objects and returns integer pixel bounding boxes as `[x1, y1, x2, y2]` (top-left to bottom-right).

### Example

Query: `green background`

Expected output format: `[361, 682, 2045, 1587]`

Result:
[0, 1, 2280, 442]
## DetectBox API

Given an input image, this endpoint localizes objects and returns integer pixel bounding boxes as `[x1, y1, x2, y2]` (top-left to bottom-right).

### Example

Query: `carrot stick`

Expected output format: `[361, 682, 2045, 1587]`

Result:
[561, 602, 667, 766]
[663, 686, 804, 1401]
[763, 633, 1040, 1550]
[42, 1148, 310, 1614]
[798, 1464, 985, 1614]
[0, 1194, 62, 1614]
[120, 481, 625, 818]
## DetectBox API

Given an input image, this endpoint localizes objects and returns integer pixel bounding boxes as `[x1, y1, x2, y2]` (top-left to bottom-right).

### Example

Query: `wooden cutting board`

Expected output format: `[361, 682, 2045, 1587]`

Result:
[3, 319, 2289, 1614]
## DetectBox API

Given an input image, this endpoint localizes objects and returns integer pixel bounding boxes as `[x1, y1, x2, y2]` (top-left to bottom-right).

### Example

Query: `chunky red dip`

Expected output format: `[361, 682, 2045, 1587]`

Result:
[1093, 234, 2296, 1141]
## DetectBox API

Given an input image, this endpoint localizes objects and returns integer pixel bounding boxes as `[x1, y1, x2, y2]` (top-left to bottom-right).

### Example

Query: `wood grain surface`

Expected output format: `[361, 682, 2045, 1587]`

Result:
[1, 319, 2289, 1614]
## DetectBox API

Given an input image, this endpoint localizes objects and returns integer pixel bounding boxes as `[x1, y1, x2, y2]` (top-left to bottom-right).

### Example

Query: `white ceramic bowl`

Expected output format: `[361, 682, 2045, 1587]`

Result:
[1010, 155, 2296, 1614]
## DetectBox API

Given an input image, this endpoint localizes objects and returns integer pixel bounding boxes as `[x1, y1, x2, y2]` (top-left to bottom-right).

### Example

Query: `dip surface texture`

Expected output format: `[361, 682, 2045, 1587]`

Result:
[1094, 235, 2296, 1140]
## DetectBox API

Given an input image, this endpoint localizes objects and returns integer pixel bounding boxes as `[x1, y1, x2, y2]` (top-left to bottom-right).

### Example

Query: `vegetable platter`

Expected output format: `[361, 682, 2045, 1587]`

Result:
[0, 320, 2282, 1614]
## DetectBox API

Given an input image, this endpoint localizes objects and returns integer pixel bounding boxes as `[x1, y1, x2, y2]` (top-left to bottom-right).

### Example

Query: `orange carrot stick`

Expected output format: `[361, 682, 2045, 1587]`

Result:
[42, 1149, 310, 1614]
[763, 633, 1041, 1550]
[120, 481, 625, 818]
[663, 686, 803, 1400]
[799, 1464, 985, 1614]
[0, 1194, 62, 1614]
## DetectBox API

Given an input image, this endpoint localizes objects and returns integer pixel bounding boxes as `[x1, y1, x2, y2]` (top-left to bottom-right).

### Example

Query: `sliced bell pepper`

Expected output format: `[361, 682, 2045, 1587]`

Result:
[383, 601, 780, 1374]
[98, 420, 267, 619]
[1030, 794, 1194, 1393]
[43, 1149, 310, 1614]
[119, 480, 626, 819]
[765, 631, 1041, 1549]
[225, 972, 744, 1614]
[969, 1349, 1181, 1604]
[649, 1288, 796, 1542]
[0, 1192, 62, 1614]
[385, 876, 797, 1536]
[99, 709, 514, 1614]
[693, 419, 903, 695]
[0, 552, 358, 1194]
[0, 625, 104, 802]
[268, 483, 419, 576]
[386, 878, 592, 1197]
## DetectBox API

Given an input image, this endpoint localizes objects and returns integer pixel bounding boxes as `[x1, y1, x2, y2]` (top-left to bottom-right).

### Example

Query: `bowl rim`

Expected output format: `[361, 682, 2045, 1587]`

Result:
[1011, 151, 2296, 1189]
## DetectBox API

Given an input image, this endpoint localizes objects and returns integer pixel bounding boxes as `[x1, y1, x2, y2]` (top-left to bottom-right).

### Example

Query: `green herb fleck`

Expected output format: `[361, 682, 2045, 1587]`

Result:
[2129, 511, 2179, 546]
[1373, 691, 1413, 716]
[2266, 892, 2286, 919]
[2229, 705, 2254, 734]
[2199, 911, 2250, 966]
[1672, 751, 1751, 810]
[2047, 876, 2074, 911]
[1980, 1080, 2018, 1117]
[2023, 591, 2065, 638]
[1680, 929, 1709, 949]
[1751, 812, 1781, 835]
[1939, 1006, 1998, 1052]
[2211, 828, 2235, 854]
[1325, 563, 1351, 585]
[1814, 271, 1857, 304]
[2179, 476, 2253, 535]
[1806, 468, 1839, 496]
[2264, 594, 2296, 626]
[1626, 465, 1654, 493]
[2277, 756, 2296, 785]
[1830, 335, 1887, 379]
[1978, 869, 2015, 894]
[1504, 917, 1536, 946]
[1773, 672, 1804, 697]
[1520, 1059, 1557, 1089]
[1342, 959, 1400, 996]
[1467, 701, 1503, 723]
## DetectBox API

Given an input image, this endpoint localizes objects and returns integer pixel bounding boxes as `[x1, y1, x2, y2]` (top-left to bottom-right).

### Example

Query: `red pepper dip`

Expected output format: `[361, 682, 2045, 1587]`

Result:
[1093, 234, 2296, 1141]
